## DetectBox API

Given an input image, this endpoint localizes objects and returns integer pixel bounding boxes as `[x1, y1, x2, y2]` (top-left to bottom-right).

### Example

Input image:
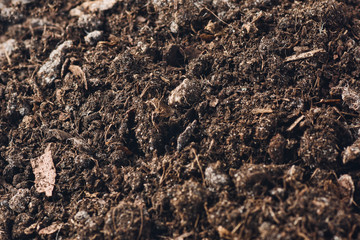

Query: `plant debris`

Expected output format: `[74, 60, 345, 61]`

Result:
[30, 144, 56, 197]
[2, 0, 360, 239]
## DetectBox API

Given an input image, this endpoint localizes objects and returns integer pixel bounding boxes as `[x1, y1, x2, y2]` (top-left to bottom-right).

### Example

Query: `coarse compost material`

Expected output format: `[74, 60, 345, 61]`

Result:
[1, 0, 360, 239]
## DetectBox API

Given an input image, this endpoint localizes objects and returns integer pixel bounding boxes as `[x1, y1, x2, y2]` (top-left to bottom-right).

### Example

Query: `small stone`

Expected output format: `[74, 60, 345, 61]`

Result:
[78, 14, 103, 31]
[70, 0, 118, 17]
[84, 30, 103, 45]
[74, 210, 90, 223]
[168, 78, 201, 107]
[341, 86, 360, 114]
[342, 138, 360, 164]
[337, 174, 354, 204]
[37, 40, 73, 86]
[170, 21, 179, 33]
[177, 120, 197, 151]
[0, 39, 17, 61]
[9, 188, 31, 213]
[205, 162, 230, 191]
[0, 7, 24, 24]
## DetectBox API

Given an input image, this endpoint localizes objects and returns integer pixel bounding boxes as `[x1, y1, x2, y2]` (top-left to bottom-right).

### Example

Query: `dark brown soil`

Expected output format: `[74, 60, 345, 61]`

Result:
[2, 0, 360, 239]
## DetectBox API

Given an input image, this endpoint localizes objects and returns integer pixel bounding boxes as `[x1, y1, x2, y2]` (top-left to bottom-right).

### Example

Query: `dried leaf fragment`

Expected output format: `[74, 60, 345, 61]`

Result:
[30, 144, 56, 197]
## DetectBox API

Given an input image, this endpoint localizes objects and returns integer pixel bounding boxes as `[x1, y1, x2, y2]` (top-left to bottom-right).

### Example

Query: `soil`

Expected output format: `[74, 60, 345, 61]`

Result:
[1, 0, 360, 239]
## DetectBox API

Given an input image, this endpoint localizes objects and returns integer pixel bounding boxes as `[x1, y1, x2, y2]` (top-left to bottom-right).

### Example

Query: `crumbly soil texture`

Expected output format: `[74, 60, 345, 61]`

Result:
[2, 0, 360, 239]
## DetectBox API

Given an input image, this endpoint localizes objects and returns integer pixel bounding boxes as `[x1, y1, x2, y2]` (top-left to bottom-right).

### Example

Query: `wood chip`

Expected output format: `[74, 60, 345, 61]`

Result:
[293, 46, 310, 53]
[38, 222, 63, 235]
[251, 108, 273, 114]
[30, 144, 56, 197]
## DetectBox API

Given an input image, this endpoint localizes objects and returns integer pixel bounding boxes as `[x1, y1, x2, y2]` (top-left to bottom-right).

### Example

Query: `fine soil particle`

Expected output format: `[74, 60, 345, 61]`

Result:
[2, 0, 360, 239]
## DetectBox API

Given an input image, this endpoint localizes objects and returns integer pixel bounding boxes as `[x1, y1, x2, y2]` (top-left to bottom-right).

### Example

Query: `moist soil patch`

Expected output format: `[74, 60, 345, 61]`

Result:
[1, 0, 360, 239]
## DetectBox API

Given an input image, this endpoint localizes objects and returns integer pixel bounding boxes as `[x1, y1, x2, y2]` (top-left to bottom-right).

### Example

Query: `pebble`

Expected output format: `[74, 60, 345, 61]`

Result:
[9, 188, 30, 213]
[85, 30, 103, 45]
[78, 14, 103, 31]
[168, 78, 201, 107]
[70, 0, 118, 17]
[0, 6, 24, 23]
[342, 138, 360, 164]
[0, 39, 17, 61]
[37, 40, 73, 86]
[170, 21, 179, 33]
[74, 210, 90, 223]
[205, 162, 230, 191]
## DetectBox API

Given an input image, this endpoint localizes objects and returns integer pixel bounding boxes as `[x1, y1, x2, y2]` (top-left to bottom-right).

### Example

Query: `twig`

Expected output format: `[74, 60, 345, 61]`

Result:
[191, 148, 205, 185]
[202, 5, 229, 26]
[27, 66, 43, 101]
[287, 115, 305, 132]
[137, 204, 144, 240]
[200, 4, 240, 33]
[3, 48, 12, 65]
[284, 49, 326, 63]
